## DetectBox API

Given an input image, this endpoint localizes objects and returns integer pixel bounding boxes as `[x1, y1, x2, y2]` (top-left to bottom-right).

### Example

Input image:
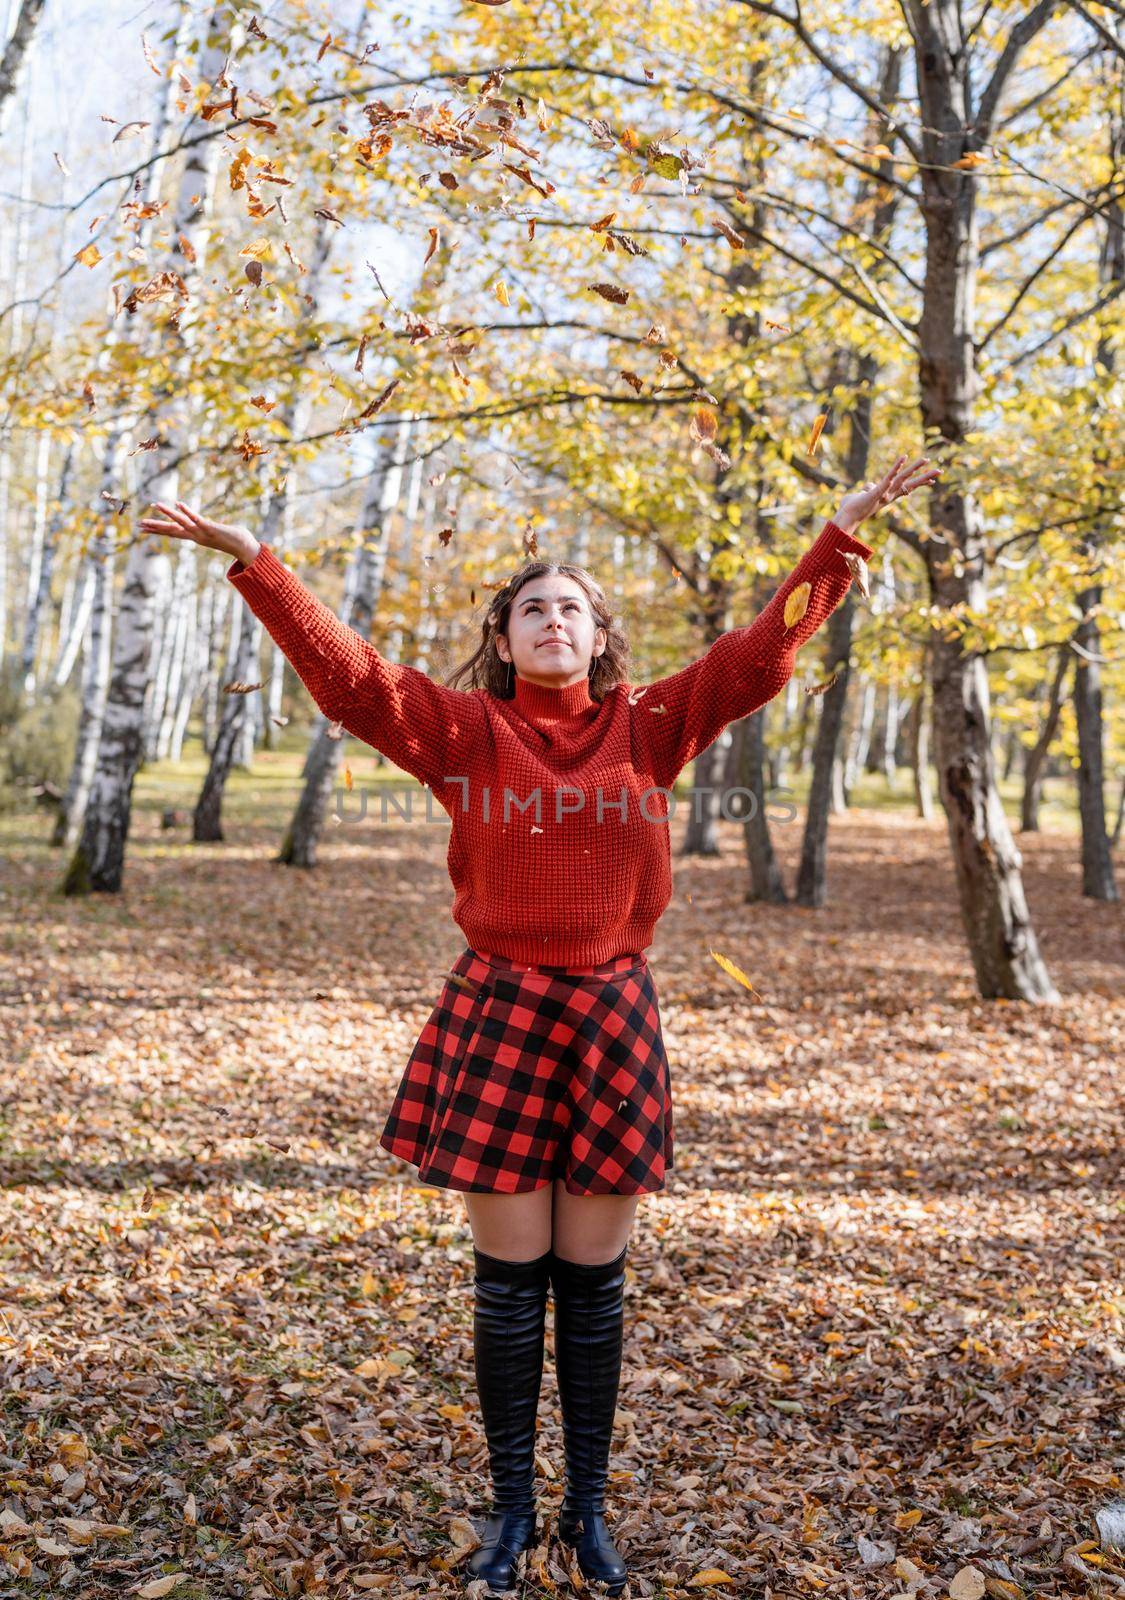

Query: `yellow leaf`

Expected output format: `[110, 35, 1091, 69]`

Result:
[688, 1570, 736, 1587]
[75, 243, 102, 269]
[807, 412, 828, 456]
[894, 1509, 924, 1530]
[494, 280, 510, 307]
[783, 581, 811, 628]
[709, 950, 762, 1000]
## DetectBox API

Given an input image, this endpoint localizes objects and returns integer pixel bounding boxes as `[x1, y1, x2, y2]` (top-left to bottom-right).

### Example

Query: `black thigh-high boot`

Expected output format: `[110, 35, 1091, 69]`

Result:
[550, 1242, 630, 1592]
[466, 1245, 551, 1593]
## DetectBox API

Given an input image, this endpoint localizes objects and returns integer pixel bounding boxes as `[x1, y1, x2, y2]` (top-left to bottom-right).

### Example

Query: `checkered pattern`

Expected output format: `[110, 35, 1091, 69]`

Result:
[378, 947, 674, 1195]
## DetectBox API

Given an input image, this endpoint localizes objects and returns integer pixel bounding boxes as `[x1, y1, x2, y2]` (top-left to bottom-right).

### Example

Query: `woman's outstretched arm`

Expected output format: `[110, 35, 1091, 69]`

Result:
[629, 455, 940, 791]
[137, 501, 484, 793]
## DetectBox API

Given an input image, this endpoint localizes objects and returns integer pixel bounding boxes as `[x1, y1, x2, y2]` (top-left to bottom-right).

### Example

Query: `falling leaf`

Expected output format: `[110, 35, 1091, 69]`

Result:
[690, 408, 718, 443]
[423, 227, 439, 266]
[75, 243, 102, 269]
[712, 216, 745, 249]
[764, 318, 791, 331]
[229, 148, 253, 192]
[111, 120, 150, 142]
[842, 550, 870, 598]
[343, 764, 354, 791]
[494, 280, 510, 307]
[619, 369, 643, 393]
[357, 377, 401, 420]
[222, 679, 264, 696]
[807, 412, 828, 457]
[805, 670, 840, 696]
[709, 950, 763, 999]
[952, 151, 989, 169]
[783, 582, 811, 628]
[588, 282, 629, 304]
[589, 212, 617, 233]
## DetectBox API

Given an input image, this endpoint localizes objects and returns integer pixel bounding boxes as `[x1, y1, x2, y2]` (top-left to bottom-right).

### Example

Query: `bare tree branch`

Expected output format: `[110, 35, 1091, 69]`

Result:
[732, 0, 926, 166]
[976, 0, 1062, 138]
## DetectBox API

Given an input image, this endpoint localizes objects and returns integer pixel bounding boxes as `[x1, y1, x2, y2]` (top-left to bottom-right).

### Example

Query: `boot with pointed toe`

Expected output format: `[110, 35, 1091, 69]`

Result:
[550, 1243, 630, 1592]
[465, 1246, 550, 1593]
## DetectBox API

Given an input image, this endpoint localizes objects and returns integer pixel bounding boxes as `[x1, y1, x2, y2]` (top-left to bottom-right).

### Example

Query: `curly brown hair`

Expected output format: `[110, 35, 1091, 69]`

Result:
[443, 560, 632, 702]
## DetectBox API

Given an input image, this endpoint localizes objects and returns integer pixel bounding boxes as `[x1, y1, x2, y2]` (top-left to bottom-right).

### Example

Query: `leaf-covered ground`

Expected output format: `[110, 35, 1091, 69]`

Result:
[1, 787, 1122, 1599]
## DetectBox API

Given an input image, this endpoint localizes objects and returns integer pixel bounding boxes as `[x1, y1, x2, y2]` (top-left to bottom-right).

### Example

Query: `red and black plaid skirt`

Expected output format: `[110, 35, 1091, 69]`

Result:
[378, 946, 674, 1195]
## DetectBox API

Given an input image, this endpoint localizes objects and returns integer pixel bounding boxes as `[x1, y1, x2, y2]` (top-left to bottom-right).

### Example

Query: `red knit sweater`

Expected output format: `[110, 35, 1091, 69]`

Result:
[226, 516, 874, 966]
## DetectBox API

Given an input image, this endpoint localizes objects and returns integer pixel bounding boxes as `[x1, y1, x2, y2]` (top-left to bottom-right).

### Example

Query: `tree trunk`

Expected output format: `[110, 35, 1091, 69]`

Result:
[1073, 579, 1118, 899]
[278, 439, 397, 867]
[52, 492, 119, 850]
[681, 736, 727, 856]
[737, 709, 788, 903]
[908, 682, 934, 822]
[63, 10, 234, 894]
[0, 0, 47, 121]
[911, 0, 1057, 999]
[1020, 644, 1070, 832]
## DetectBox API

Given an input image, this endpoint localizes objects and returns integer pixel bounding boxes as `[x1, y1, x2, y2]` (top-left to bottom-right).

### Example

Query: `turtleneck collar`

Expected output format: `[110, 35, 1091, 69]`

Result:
[510, 670, 595, 721]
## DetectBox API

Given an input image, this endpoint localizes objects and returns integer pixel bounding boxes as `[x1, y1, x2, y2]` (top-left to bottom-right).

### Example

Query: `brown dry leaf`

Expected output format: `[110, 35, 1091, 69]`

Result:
[950, 1568, 987, 1600]
[138, 1577, 187, 1598]
[423, 227, 439, 267]
[807, 412, 828, 457]
[842, 550, 870, 598]
[587, 282, 629, 304]
[222, 679, 263, 696]
[619, 369, 644, 393]
[805, 669, 840, 696]
[783, 581, 811, 628]
[690, 407, 718, 443]
[712, 216, 745, 249]
[589, 212, 617, 233]
[229, 148, 253, 192]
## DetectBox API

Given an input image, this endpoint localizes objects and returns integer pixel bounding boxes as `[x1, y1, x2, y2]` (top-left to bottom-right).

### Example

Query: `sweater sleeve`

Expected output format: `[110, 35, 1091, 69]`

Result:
[225, 542, 484, 791]
[631, 519, 876, 790]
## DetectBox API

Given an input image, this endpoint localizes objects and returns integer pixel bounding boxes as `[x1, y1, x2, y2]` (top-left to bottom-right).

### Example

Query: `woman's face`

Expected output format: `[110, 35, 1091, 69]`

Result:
[496, 571, 607, 690]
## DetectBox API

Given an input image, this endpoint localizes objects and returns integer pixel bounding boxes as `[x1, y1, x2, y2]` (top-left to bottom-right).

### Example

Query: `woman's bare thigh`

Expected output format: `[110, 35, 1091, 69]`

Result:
[462, 1180, 641, 1264]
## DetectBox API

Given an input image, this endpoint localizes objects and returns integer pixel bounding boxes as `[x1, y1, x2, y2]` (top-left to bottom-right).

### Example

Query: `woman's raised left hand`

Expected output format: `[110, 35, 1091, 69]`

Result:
[834, 454, 941, 532]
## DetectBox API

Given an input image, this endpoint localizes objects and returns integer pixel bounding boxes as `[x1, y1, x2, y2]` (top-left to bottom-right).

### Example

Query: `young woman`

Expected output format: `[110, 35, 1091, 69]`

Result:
[139, 453, 939, 1596]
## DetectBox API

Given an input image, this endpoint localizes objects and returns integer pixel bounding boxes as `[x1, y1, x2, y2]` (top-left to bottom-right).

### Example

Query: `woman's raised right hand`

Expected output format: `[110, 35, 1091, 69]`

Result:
[137, 500, 261, 567]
